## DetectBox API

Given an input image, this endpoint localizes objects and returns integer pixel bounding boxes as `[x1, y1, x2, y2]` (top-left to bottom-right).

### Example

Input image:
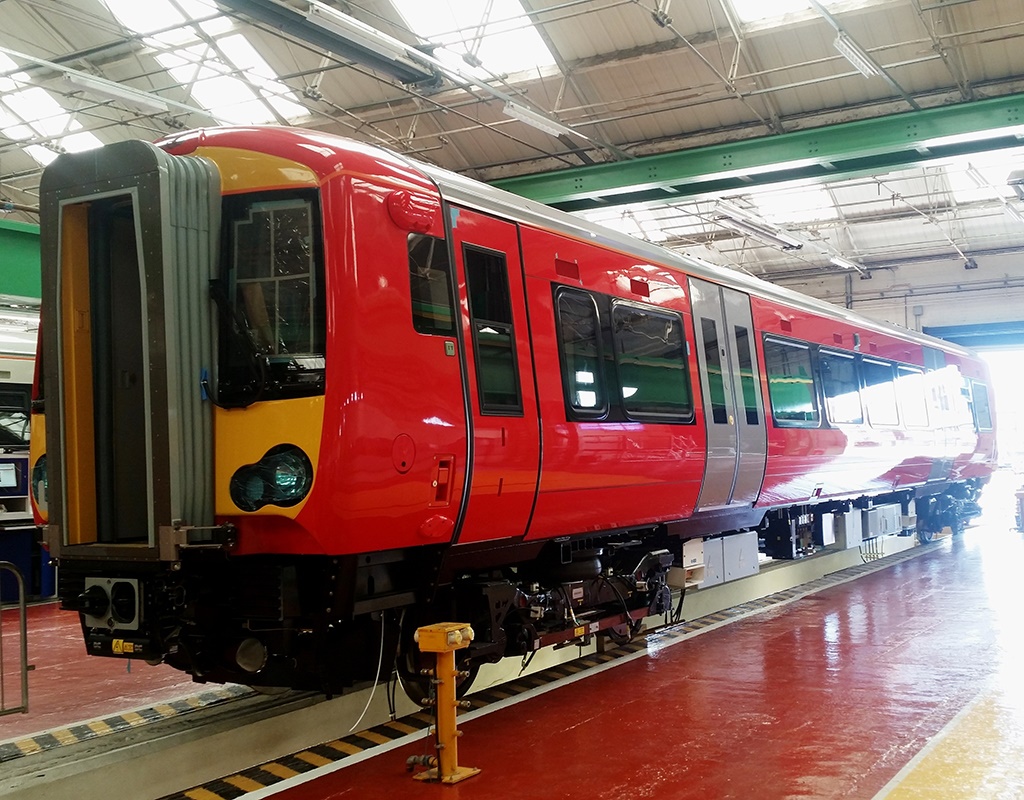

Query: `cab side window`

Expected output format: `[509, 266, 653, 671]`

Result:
[555, 289, 607, 416]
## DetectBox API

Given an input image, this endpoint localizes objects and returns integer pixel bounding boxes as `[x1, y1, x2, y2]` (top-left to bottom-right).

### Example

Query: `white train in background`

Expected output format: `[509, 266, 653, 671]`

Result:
[1, 303, 38, 524]
[0, 303, 37, 443]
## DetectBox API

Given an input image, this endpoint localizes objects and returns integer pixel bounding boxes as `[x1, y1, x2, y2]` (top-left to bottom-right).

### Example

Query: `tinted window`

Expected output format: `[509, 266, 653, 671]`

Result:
[971, 380, 993, 431]
[820, 351, 862, 424]
[863, 359, 899, 426]
[734, 325, 759, 426]
[464, 246, 521, 413]
[556, 290, 606, 415]
[409, 234, 455, 335]
[611, 303, 691, 420]
[897, 366, 929, 428]
[763, 338, 818, 425]
[700, 318, 728, 424]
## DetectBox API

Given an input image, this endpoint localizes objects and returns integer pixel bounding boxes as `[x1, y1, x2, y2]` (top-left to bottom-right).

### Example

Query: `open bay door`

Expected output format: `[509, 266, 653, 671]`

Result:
[688, 278, 767, 509]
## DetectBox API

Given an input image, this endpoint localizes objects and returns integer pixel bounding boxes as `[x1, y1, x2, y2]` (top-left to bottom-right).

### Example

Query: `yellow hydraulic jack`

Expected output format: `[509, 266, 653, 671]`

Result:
[408, 622, 481, 785]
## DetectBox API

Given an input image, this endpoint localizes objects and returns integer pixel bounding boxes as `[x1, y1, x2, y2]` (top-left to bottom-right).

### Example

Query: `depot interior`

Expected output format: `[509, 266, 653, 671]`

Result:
[3, 0, 1024, 797]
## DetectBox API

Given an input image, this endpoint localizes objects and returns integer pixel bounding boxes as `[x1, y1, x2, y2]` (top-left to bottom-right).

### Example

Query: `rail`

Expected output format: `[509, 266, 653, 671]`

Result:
[0, 560, 29, 716]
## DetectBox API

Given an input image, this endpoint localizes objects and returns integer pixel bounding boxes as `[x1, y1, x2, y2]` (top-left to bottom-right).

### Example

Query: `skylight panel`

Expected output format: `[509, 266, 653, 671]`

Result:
[24, 145, 59, 166]
[216, 34, 307, 118]
[157, 40, 306, 125]
[576, 205, 671, 244]
[750, 184, 838, 225]
[0, 83, 102, 165]
[947, 155, 1017, 204]
[62, 129, 104, 153]
[4, 88, 71, 138]
[729, 0, 810, 22]
[727, 0, 865, 25]
[0, 117, 33, 142]
[0, 56, 26, 94]
[103, 0, 219, 33]
[104, 0, 307, 124]
[392, 0, 556, 77]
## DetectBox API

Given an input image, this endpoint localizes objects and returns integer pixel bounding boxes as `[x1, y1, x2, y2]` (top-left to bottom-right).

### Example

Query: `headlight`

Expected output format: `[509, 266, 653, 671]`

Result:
[230, 445, 313, 512]
[31, 454, 47, 514]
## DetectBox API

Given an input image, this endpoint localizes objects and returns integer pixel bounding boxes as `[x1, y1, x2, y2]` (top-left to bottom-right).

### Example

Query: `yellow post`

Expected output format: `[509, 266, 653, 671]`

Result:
[411, 623, 481, 785]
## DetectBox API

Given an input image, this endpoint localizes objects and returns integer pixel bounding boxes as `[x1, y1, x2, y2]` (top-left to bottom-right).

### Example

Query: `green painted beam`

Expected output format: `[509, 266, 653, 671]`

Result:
[492, 93, 1024, 211]
[0, 218, 41, 299]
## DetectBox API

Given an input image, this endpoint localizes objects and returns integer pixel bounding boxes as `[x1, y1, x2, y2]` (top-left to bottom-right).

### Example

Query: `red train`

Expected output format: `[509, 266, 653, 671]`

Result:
[30, 126, 995, 696]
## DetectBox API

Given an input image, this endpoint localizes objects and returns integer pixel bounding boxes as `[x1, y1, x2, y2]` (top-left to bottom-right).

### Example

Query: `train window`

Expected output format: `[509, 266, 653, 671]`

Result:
[763, 338, 818, 425]
[970, 379, 993, 431]
[862, 359, 899, 427]
[220, 190, 326, 404]
[0, 385, 30, 448]
[700, 318, 728, 424]
[819, 351, 862, 425]
[896, 366, 929, 428]
[408, 234, 455, 335]
[611, 302, 692, 420]
[464, 245, 522, 413]
[555, 289, 607, 416]
[734, 325, 760, 426]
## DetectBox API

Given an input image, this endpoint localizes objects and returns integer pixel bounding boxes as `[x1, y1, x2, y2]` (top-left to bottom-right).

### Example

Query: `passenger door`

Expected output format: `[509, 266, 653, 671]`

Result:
[689, 278, 767, 509]
[447, 206, 541, 543]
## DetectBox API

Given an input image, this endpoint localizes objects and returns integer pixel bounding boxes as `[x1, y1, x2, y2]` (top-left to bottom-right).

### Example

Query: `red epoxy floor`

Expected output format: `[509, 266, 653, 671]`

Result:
[0, 601, 197, 741]
[275, 482, 1024, 799]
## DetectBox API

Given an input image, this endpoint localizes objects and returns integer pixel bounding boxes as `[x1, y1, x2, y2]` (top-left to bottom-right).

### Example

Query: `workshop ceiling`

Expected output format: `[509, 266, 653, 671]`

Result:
[2, 0, 1024, 286]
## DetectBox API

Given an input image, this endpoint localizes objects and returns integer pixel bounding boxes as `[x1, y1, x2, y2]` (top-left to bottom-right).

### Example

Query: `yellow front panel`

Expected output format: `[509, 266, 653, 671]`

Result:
[28, 413, 47, 522]
[191, 147, 318, 193]
[214, 396, 325, 517]
[59, 204, 97, 544]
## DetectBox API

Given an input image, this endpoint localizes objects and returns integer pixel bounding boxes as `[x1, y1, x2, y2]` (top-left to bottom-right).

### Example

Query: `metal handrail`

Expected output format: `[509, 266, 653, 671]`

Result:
[0, 560, 29, 716]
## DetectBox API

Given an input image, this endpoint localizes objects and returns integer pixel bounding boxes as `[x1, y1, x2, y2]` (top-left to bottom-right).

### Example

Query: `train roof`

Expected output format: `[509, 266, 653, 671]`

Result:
[414, 158, 978, 361]
[162, 126, 978, 362]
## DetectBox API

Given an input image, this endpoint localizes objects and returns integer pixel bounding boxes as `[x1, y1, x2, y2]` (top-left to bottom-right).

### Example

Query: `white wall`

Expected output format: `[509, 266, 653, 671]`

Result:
[779, 250, 1024, 332]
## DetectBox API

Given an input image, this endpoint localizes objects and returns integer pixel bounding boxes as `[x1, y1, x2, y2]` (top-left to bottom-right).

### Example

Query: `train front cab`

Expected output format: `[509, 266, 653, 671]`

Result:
[33, 137, 400, 690]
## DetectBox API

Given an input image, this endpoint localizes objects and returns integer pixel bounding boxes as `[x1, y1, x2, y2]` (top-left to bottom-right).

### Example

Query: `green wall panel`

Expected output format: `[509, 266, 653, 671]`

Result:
[0, 218, 41, 299]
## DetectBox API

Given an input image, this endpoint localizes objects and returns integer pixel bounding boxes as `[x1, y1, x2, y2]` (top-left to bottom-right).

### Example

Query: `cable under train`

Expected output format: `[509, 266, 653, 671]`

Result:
[30, 126, 996, 697]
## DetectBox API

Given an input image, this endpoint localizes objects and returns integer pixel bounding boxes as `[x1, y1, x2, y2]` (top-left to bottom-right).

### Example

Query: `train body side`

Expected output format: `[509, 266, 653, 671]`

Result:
[31, 125, 997, 695]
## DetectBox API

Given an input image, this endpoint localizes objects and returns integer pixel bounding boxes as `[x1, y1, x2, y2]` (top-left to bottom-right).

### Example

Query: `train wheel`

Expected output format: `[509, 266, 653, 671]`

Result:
[606, 618, 643, 646]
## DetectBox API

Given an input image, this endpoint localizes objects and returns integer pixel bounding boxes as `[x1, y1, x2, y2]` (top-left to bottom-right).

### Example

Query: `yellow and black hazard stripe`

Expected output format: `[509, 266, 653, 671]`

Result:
[162, 545, 938, 799]
[162, 640, 649, 800]
[0, 684, 252, 763]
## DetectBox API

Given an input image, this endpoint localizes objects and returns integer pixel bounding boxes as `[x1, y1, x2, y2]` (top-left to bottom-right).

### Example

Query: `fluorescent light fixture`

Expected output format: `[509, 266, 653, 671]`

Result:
[305, 2, 435, 82]
[503, 101, 576, 138]
[1002, 202, 1024, 225]
[834, 33, 881, 78]
[714, 201, 805, 251]
[965, 164, 988, 189]
[216, 0, 437, 84]
[716, 216, 805, 250]
[1008, 168, 1024, 201]
[715, 199, 757, 221]
[829, 255, 862, 270]
[62, 73, 168, 113]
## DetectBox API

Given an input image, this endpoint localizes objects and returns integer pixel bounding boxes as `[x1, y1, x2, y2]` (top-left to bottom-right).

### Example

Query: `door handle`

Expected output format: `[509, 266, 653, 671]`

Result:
[430, 456, 455, 506]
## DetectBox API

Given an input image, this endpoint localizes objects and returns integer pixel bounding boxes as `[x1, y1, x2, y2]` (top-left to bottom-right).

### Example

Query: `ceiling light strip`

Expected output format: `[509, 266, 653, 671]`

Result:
[833, 33, 881, 79]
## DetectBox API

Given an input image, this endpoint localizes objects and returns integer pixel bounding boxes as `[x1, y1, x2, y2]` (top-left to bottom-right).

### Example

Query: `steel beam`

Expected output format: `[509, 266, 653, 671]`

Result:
[491, 93, 1024, 210]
